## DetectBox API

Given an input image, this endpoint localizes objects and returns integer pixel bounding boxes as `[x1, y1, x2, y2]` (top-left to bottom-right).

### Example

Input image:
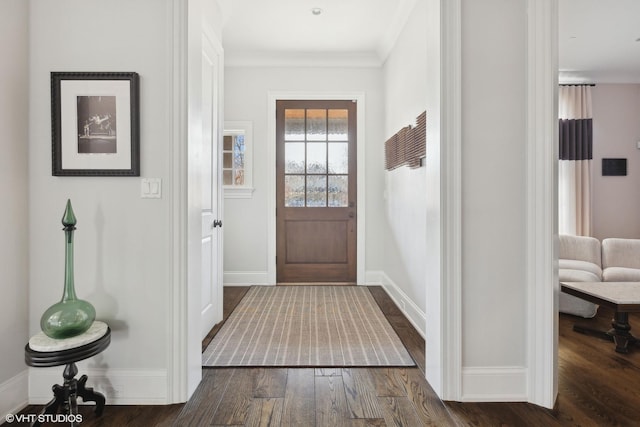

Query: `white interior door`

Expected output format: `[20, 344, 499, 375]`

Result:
[201, 33, 224, 340]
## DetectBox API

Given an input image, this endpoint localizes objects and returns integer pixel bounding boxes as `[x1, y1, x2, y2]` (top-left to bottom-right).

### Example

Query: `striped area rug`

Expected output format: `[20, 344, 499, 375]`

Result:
[202, 286, 415, 367]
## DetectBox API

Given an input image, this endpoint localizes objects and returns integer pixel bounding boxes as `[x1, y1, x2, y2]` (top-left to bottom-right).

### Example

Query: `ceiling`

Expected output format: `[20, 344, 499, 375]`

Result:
[217, 0, 416, 66]
[559, 0, 640, 83]
[218, 0, 640, 82]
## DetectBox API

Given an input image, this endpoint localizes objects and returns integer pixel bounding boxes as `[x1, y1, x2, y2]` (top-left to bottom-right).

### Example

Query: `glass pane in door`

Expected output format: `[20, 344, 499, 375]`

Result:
[328, 175, 348, 207]
[306, 175, 327, 207]
[285, 142, 305, 174]
[306, 109, 327, 141]
[285, 175, 305, 207]
[306, 143, 327, 174]
[328, 109, 348, 141]
[328, 143, 348, 174]
[285, 109, 305, 141]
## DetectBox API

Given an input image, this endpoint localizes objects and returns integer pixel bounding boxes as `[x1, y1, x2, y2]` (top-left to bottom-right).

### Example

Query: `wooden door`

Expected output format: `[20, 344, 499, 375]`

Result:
[276, 100, 357, 283]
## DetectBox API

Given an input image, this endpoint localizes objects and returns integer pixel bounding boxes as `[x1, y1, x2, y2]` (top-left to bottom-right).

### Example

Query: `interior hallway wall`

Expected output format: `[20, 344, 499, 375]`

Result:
[28, 0, 173, 403]
[0, 0, 30, 415]
[382, 0, 428, 315]
[460, 0, 527, 375]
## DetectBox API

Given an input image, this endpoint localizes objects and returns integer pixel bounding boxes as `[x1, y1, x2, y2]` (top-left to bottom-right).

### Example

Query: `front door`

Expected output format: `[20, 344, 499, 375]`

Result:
[276, 100, 357, 283]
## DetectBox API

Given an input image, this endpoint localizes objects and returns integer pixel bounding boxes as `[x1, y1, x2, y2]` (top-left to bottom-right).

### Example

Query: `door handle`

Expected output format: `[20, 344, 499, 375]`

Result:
[212, 219, 223, 228]
[348, 212, 355, 218]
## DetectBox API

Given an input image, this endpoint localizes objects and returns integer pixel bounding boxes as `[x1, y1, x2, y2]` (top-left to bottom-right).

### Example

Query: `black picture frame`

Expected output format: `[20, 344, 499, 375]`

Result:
[51, 72, 140, 176]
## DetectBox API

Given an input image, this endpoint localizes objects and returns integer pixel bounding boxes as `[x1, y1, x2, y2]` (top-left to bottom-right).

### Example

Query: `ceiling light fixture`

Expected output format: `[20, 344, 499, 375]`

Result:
[311, 7, 323, 16]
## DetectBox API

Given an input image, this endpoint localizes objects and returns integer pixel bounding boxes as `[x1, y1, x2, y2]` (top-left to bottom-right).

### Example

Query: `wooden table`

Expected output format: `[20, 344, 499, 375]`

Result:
[25, 321, 110, 426]
[561, 282, 640, 353]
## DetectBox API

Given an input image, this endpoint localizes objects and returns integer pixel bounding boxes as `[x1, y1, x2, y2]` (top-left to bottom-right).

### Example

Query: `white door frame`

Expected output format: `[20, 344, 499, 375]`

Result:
[266, 91, 366, 285]
[525, 0, 559, 409]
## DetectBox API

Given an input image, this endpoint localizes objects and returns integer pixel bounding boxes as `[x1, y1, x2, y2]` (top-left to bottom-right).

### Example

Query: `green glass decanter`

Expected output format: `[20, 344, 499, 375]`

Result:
[40, 200, 96, 339]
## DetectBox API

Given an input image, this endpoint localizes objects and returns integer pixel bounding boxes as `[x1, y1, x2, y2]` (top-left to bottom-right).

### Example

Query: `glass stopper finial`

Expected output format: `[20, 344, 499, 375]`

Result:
[62, 199, 77, 227]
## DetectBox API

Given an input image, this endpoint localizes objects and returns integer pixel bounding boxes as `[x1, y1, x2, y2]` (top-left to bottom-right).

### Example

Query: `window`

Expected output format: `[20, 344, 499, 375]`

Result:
[223, 121, 253, 198]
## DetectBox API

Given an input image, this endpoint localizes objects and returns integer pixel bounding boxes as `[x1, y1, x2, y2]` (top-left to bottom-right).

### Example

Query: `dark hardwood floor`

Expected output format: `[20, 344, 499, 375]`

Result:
[16, 287, 640, 426]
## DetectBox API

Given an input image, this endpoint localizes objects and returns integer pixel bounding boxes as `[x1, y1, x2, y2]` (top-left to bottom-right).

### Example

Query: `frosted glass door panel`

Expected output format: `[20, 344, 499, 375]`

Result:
[285, 109, 305, 141]
[328, 109, 348, 141]
[306, 143, 327, 174]
[306, 109, 327, 141]
[328, 143, 348, 174]
[285, 142, 305, 174]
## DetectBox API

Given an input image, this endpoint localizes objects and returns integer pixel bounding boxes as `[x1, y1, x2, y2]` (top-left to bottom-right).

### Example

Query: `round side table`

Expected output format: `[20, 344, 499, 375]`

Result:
[25, 321, 110, 426]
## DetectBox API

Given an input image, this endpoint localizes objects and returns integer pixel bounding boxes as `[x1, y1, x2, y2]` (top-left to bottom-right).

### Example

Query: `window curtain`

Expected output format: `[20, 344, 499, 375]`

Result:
[558, 85, 593, 236]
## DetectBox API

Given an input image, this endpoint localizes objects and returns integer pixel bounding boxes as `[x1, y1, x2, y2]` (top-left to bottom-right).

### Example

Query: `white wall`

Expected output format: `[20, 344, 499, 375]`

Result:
[591, 84, 640, 240]
[461, 0, 527, 373]
[29, 0, 173, 403]
[382, 0, 428, 313]
[0, 0, 30, 415]
[223, 66, 385, 279]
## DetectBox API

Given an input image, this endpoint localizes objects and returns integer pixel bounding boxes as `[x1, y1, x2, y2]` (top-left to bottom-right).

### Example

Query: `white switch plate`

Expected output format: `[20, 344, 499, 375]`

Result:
[141, 178, 162, 199]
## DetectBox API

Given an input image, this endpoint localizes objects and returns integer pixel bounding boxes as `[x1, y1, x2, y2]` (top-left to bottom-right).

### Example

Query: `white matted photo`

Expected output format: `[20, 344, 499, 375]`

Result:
[51, 72, 139, 176]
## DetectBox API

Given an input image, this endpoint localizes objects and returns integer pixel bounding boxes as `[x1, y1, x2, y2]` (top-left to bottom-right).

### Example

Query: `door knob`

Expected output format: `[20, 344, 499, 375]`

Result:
[348, 212, 355, 218]
[212, 219, 223, 228]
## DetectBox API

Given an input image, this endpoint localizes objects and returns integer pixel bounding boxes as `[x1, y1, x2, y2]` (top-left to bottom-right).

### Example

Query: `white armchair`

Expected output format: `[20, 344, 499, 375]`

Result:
[559, 234, 600, 318]
[602, 238, 640, 282]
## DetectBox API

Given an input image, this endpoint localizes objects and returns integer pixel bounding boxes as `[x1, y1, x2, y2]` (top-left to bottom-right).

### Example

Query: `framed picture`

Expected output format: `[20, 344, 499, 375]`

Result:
[51, 72, 140, 176]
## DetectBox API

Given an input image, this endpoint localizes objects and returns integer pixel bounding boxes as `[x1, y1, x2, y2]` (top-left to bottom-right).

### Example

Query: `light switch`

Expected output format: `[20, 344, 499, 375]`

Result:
[141, 178, 162, 199]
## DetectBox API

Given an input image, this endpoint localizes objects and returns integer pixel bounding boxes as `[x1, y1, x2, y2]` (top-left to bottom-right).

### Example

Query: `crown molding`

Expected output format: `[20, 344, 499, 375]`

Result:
[224, 50, 382, 68]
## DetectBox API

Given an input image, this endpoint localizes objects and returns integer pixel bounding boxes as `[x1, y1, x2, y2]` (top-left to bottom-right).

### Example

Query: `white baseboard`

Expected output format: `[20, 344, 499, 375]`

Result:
[365, 270, 426, 339]
[224, 271, 271, 286]
[29, 368, 167, 405]
[461, 367, 528, 402]
[0, 369, 28, 418]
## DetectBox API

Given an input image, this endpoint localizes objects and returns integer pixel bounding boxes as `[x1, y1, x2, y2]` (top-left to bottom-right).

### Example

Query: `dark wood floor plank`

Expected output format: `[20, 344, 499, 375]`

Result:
[173, 369, 233, 426]
[368, 368, 406, 397]
[253, 368, 288, 398]
[446, 401, 545, 427]
[211, 368, 255, 425]
[378, 396, 434, 427]
[244, 398, 283, 427]
[342, 368, 384, 419]
[282, 368, 316, 427]
[315, 375, 350, 427]
[391, 368, 457, 426]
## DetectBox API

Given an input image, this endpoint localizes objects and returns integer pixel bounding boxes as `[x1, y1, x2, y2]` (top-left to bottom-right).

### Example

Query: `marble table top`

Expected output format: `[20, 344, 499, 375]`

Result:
[29, 321, 109, 352]
[561, 282, 640, 305]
